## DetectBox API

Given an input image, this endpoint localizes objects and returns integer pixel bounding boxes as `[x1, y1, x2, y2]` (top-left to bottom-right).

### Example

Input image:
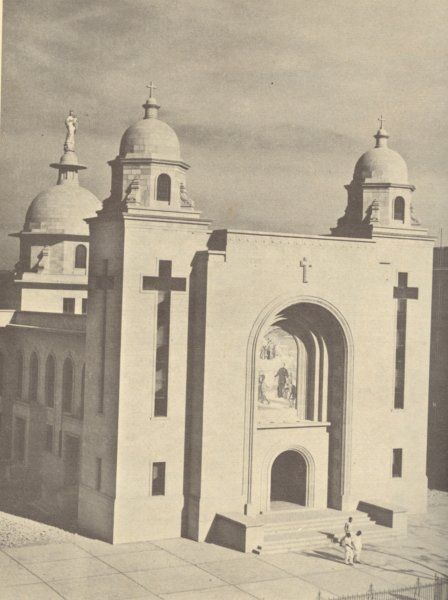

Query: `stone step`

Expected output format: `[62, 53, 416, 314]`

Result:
[261, 508, 369, 522]
[254, 512, 400, 555]
[258, 531, 400, 555]
[265, 522, 381, 544]
[263, 514, 373, 533]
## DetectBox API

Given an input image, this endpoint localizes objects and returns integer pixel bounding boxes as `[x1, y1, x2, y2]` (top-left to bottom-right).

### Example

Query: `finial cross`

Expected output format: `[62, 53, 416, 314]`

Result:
[378, 115, 385, 129]
[300, 257, 312, 284]
[146, 81, 157, 98]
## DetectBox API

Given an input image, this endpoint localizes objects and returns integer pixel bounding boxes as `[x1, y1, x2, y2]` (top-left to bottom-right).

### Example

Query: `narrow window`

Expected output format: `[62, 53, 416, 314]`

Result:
[45, 355, 56, 408]
[75, 244, 87, 269]
[62, 358, 74, 413]
[45, 425, 53, 453]
[14, 417, 26, 462]
[82, 298, 88, 314]
[151, 462, 166, 496]
[392, 448, 403, 477]
[96, 458, 102, 491]
[80, 364, 85, 419]
[29, 352, 39, 402]
[156, 174, 171, 202]
[59, 430, 63, 456]
[393, 197, 405, 222]
[63, 298, 76, 314]
[17, 352, 23, 400]
[0, 353, 4, 397]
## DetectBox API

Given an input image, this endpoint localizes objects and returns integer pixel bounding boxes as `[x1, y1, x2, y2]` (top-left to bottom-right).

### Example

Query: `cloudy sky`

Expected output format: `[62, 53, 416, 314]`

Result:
[1, 0, 447, 268]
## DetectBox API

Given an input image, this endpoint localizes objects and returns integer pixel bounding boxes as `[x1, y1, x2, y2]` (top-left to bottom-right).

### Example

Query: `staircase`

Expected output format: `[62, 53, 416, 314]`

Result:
[252, 508, 400, 555]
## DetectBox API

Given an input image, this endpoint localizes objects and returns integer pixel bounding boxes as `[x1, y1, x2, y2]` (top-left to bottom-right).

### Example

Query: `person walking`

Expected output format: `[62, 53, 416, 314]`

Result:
[344, 516, 353, 535]
[353, 530, 363, 564]
[343, 532, 354, 565]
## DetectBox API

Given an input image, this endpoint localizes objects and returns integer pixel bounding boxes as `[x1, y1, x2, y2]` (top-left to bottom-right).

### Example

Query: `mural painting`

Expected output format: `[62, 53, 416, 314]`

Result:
[257, 326, 301, 422]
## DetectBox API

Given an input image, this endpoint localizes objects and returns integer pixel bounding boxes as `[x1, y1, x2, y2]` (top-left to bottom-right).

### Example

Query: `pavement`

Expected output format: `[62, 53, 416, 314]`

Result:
[0, 493, 447, 600]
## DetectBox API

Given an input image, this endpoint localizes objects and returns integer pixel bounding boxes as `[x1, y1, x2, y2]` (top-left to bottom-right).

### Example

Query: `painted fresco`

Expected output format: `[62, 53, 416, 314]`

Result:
[257, 326, 299, 422]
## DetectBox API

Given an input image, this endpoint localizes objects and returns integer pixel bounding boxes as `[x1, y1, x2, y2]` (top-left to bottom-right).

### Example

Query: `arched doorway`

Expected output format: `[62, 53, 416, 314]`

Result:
[270, 450, 307, 508]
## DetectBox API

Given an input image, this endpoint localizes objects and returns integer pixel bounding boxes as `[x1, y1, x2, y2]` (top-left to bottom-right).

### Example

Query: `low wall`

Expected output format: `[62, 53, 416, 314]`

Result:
[206, 513, 264, 553]
[357, 500, 407, 534]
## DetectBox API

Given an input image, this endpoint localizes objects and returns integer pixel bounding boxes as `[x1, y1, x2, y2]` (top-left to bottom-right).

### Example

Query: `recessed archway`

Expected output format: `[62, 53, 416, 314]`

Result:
[270, 450, 307, 508]
[246, 297, 353, 514]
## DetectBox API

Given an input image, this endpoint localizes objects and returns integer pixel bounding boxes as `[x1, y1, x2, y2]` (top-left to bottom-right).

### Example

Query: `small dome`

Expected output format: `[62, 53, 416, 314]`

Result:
[353, 126, 408, 184]
[24, 184, 101, 235]
[119, 117, 180, 160]
[353, 146, 408, 184]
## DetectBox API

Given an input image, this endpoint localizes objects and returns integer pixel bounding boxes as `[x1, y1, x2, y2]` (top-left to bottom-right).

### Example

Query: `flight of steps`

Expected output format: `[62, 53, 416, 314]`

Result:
[252, 508, 400, 555]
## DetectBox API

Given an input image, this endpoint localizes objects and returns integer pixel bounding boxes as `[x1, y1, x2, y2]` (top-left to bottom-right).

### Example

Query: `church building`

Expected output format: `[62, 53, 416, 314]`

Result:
[0, 89, 434, 549]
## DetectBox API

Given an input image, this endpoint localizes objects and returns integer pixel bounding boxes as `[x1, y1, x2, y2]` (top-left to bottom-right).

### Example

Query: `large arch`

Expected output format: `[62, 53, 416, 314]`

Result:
[243, 295, 354, 513]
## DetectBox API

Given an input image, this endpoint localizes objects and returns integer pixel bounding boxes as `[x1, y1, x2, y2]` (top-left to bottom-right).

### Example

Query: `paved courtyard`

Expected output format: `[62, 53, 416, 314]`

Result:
[0, 492, 446, 599]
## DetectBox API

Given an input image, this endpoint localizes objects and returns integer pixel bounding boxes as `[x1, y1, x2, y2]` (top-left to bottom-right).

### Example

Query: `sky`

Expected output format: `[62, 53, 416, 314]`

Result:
[0, 0, 447, 269]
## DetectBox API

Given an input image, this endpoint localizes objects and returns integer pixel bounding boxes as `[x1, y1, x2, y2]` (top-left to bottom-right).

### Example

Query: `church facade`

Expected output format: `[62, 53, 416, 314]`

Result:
[0, 92, 434, 546]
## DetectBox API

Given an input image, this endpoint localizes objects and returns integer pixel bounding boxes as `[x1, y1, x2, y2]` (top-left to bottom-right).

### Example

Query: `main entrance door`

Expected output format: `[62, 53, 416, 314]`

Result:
[270, 450, 307, 508]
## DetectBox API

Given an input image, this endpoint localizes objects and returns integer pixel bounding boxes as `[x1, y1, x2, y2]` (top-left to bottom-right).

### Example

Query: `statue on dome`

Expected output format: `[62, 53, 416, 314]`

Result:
[64, 110, 78, 152]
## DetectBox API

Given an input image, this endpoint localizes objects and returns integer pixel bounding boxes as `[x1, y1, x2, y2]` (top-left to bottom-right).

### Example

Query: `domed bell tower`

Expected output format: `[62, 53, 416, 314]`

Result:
[332, 118, 428, 239]
[79, 86, 210, 543]
[10, 112, 101, 313]
[104, 83, 199, 218]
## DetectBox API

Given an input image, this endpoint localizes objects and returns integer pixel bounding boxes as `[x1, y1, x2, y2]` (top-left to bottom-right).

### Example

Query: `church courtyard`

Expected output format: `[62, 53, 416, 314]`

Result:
[0, 490, 446, 599]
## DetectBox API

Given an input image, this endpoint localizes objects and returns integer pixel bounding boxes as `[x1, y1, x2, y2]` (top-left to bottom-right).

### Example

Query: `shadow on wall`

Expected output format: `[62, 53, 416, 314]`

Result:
[0, 476, 78, 534]
[181, 251, 209, 540]
[427, 247, 448, 492]
[0, 270, 19, 309]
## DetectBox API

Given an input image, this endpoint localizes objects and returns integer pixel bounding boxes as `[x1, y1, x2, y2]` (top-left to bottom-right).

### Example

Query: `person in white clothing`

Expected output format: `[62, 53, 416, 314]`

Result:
[352, 530, 363, 563]
[343, 532, 354, 565]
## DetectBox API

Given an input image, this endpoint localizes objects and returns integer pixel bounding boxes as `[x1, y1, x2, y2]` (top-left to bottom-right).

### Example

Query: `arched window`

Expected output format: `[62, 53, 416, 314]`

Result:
[17, 352, 23, 399]
[394, 197, 405, 222]
[62, 358, 74, 413]
[80, 364, 85, 419]
[45, 355, 56, 408]
[156, 174, 171, 202]
[29, 352, 39, 402]
[75, 244, 87, 269]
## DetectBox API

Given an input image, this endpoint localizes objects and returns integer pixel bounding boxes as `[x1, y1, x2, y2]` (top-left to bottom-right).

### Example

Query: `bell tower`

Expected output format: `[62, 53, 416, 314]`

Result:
[79, 87, 210, 542]
[104, 83, 198, 218]
[332, 119, 428, 239]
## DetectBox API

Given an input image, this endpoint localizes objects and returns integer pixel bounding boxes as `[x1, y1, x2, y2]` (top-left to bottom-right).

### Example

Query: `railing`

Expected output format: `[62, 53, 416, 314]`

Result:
[318, 575, 448, 600]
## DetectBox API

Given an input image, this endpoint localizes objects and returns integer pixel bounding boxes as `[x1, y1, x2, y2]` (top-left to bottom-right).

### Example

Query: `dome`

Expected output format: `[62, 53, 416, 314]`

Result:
[353, 127, 408, 184]
[24, 183, 102, 235]
[119, 117, 180, 160]
[353, 147, 408, 184]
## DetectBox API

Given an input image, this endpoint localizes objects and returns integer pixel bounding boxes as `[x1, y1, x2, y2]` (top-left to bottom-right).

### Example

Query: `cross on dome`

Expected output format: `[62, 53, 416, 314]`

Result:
[374, 114, 389, 148]
[142, 81, 160, 119]
[146, 82, 157, 98]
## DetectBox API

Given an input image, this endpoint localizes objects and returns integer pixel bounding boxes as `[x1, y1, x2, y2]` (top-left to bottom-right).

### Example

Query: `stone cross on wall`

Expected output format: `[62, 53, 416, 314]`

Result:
[142, 260, 187, 417]
[300, 257, 312, 283]
[393, 272, 418, 409]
